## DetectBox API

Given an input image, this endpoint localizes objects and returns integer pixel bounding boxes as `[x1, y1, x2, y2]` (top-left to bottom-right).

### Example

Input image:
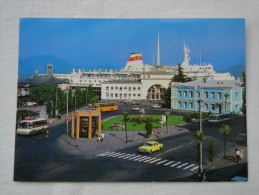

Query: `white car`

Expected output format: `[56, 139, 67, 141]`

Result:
[152, 104, 161, 108]
[132, 106, 140, 111]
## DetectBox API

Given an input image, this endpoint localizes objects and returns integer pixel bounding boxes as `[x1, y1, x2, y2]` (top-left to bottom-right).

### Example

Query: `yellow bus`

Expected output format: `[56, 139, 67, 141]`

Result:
[91, 102, 118, 112]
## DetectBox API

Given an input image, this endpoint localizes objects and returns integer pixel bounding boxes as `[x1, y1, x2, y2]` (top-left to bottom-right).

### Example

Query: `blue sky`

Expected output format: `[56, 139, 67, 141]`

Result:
[19, 18, 245, 77]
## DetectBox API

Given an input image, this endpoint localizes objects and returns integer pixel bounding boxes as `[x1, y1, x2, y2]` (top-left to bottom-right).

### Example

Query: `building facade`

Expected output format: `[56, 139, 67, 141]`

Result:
[171, 79, 243, 114]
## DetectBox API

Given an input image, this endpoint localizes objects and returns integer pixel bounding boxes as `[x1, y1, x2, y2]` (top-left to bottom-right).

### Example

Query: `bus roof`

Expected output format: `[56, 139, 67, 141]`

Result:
[19, 118, 47, 123]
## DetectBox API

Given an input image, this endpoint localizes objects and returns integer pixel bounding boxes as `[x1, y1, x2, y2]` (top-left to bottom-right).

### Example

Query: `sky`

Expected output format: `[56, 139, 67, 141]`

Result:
[18, 18, 245, 77]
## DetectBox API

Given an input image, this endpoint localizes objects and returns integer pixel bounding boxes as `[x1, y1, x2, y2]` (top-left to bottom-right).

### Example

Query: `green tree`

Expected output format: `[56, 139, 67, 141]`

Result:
[224, 92, 229, 113]
[208, 139, 216, 166]
[161, 87, 171, 108]
[183, 113, 193, 130]
[145, 120, 153, 138]
[219, 124, 232, 159]
[172, 64, 186, 82]
[122, 111, 129, 143]
[194, 130, 205, 171]
[241, 72, 246, 126]
[29, 83, 56, 104]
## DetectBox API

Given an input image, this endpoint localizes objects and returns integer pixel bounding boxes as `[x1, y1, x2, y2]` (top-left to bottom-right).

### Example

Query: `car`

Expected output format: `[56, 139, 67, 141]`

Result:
[131, 101, 141, 105]
[138, 141, 163, 154]
[152, 104, 161, 108]
[111, 123, 125, 129]
[235, 133, 246, 143]
[131, 106, 140, 111]
[124, 101, 132, 104]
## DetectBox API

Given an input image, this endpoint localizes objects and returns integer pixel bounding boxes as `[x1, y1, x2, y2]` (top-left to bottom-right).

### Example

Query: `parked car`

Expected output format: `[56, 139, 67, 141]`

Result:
[131, 101, 141, 105]
[152, 104, 161, 108]
[132, 106, 140, 111]
[138, 141, 163, 154]
[111, 123, 125, 129]
[235, 133, 246, 143]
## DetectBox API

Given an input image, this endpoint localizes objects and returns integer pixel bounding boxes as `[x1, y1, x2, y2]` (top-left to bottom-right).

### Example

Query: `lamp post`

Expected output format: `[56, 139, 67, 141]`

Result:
[66, 90, 69, 135]
[123, 111, 128, 143]
[198, 99, 203, 173]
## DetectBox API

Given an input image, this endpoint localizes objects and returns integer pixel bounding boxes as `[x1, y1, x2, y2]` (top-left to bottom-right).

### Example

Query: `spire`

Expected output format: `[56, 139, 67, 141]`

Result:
[156, 33, 160, 65]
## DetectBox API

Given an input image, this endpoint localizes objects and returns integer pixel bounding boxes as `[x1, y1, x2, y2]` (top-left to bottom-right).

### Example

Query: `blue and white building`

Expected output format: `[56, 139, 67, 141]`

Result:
[171, 79, 243, 114]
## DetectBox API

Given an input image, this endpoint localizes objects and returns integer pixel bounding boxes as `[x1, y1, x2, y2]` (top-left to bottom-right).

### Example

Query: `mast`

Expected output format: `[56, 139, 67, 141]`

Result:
[156, 33, 160, 65]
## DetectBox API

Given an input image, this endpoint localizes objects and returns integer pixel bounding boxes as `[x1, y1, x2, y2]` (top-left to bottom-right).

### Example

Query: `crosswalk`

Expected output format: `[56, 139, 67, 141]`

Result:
[97, 151, 199, 172]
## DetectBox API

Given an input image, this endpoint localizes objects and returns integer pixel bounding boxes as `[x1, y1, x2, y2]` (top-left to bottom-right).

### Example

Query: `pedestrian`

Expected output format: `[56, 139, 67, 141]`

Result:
[101, 132, 105, 143]
[97, 136, 101, 143]
[235, 149, 241, 162]
[202, 169, 207, 182]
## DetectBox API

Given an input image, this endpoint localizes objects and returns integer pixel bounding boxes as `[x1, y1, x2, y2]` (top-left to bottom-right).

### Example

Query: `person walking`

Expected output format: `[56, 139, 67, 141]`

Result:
[101, 132, 105, 143]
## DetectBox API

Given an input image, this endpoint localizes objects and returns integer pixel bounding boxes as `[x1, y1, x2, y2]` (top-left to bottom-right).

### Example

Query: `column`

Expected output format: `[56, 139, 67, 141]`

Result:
[98, 114, 102, 137]
[88, 116, 92, 139]
[76, 115, 80, 139]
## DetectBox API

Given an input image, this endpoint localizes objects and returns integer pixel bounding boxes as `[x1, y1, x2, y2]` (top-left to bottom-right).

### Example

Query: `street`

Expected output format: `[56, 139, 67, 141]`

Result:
[14, 103, 247, 182]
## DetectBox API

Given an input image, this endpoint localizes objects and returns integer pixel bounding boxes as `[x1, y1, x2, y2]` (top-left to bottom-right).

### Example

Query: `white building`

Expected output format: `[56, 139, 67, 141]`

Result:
[49, 35, 234, 101]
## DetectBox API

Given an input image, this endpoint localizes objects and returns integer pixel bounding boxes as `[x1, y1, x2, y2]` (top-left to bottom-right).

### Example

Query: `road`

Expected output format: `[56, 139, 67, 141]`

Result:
[13, 103, 247, 181]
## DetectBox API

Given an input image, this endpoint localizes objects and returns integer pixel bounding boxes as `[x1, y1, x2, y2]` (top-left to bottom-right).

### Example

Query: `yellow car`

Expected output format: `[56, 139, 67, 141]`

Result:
[138, 141, 163, 154]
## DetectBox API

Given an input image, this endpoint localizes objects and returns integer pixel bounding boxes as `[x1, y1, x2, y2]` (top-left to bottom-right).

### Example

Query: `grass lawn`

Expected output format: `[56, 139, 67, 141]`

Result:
[102, 115, 185, 131]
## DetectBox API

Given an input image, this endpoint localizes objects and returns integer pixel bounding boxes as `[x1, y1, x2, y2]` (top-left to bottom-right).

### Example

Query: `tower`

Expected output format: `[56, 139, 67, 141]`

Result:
[156, 33, 160, 65]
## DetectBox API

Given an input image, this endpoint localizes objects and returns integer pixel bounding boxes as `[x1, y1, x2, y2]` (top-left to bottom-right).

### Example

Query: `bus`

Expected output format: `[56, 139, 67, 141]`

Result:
[208, 113, 231, 124]
[17, 118, 48, 135]
[91, 102, 118, 112]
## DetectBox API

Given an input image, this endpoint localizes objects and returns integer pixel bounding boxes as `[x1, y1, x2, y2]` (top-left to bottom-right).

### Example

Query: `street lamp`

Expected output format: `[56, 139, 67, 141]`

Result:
[66, 90, 69, 135]
[198, 99, 203, 173]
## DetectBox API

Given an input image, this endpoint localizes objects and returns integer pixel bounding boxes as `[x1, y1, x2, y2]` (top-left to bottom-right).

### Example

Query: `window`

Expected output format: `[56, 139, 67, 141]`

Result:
[196, 92, 200, 98]
[190, 102, 193, 109]
[190, 91, 193, 97]
[129, 87, 131, 91]
[137, 87, 141, 91]
[184, 102, 187, 108]
[211, 92, 215, 98]
[115, 87, 118, 90]
[205, 92, 208, 98]
[106, 93, 109, 98]
[218, 92, 221, 99]
[178, 101, 181, 108]
[110, 93, 113, 98]
[205, 104, 208, 110]
[184, 91, 187, 97]
[133, 87, 136, 91]
[137, 94, 141, 97]
[115, 93, 118, 98]
[124, 87, 127, 90]
[235, 92, 238, 99]
[211, 104, 215, 110]
[133, 94, 136, 97]
[106, 87, 109, 90]
[119, 87, 122, 91]
[124, 93, 127, 98]
[178, 91, 181, 97]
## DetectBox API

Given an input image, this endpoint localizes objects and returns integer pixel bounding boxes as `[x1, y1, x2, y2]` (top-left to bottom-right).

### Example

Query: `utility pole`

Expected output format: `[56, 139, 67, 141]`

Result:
[55, 88, 58, 117]
[199, 99, 203, 173]
[74, 88, 76, 111]
[66, 90, 69, 135]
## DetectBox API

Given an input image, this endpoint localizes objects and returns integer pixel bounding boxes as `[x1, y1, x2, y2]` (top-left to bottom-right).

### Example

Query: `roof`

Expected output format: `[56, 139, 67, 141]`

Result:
[173, 80, 242, 88]
[19, 118, 47, 123]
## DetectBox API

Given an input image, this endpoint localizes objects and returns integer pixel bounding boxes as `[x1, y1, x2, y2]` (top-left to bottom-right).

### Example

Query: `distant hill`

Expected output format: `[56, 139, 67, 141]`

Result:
[18, 55, 78, 79]
[218, 64, 245, 79]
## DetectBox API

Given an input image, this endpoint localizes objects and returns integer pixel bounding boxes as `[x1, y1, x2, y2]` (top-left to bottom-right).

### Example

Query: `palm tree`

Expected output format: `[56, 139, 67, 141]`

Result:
[122, 111, 129, 143]
[164, 111, 170, 134]
[224, 93, 229, 113]
[219, 124, 232, 159]
[194, 130, 205, 172]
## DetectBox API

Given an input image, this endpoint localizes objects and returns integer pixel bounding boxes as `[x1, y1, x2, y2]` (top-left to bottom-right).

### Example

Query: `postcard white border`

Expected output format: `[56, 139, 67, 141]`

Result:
[1, 0, 259, 195]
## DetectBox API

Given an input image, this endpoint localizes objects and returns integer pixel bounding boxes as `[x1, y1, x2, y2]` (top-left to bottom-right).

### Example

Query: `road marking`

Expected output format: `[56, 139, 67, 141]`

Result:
[155, 145, 183, 157]
[113, 153, 128, 158]
[183, 164, 195, 170]
[101, 152, 116, 157]
[128, 155, 142, 160]
[143, 158, 157, 163]
[177, 163, 188, 168]
[156, 160, 168, 165]
[190, 166, 199, 171]
[118, 153, 132, 159]
[96, 151, 111, 156]
[108, 152, 124, 157]
[164, 161, 175, 166]
[134, 156, 150, 161]
[122, 154, 136, 159]
[170, 162, 182, 167]
[149, 158, 161, 164]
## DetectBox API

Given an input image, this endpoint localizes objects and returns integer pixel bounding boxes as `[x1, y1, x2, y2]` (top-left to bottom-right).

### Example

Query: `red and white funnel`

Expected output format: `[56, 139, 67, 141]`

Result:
[123, 52, 144, 72]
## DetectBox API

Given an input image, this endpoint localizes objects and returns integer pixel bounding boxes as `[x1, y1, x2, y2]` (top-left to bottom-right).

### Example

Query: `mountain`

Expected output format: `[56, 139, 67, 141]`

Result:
[218, 64, 245, 79]
[18, 55, 78, 78]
